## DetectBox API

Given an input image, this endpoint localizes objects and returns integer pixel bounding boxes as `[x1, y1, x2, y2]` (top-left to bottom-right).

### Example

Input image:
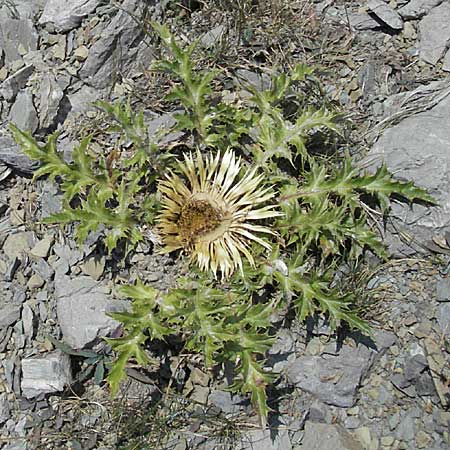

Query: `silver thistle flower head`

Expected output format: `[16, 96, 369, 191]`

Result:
[156, 149, 282, 279]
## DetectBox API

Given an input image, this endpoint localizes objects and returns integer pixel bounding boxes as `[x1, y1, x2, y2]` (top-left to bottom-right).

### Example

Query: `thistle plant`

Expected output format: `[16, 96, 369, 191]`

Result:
[11, 22, 435, 426]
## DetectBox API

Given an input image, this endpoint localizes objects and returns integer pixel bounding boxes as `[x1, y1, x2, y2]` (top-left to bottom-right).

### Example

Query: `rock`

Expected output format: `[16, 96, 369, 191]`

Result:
[147, 111, 185, 146]
[0, 18, 38, 64]
[208, 390, 240, 414]
[32, 258, 54, 281]
[27, 273, 45, 289]
[30, 236, 53, 258]
[0, 393, 11, 424]
[0, 304, 21, 328]
[367, 0, 403, 30]
[55, 274, 123, 349]
[0, 64, 34, 102]
[398, 0, 444, 20]
[418, 3, 450, 65]
[0, 133, 37, 174]
[200, 25, 225, 48]
[66, 85, 100, 114]
[79, 0, 152, 89]
[300, 422, 364, 450]
[81, 254, 105, 280]
[348, 13, 381, 31]
[238, 428, 292, 450]
[404, 354, 428, 381]
[367, 83, 450, 255]
[38, 73, 64, 129]
[443, 51, 450, 73]
[2, 231, 35, 260]
[396, 414, 416, 441]
[436, 303, 450, 334]
[415, 430, 433, 448]
[9, 90, 38, 133]
[286, 331, 395, 407]
[39, 0, 102, 32]
[267, 328, 296, 372]
[73, 45, 89, 61]
[21, 350, 72, 398]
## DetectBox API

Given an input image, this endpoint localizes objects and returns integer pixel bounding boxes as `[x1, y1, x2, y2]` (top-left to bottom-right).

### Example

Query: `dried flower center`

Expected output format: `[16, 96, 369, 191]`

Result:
[178, 199, 224, 245]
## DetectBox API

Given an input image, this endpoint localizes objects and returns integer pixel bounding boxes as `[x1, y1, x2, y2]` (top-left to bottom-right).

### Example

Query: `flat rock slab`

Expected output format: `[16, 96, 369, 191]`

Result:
[418, 2, 450, 65]
[398, 0, 444, 20]
[369, 82, 450, 254]
[367, 0, 403, 30]
[79, 0, 150, 89]
[300, 422, 364, 450]
[0, 18, 38, 64]
[55, 274, 123, 349]
[286, 331, 395, 407]
[39, 0, 102, 32]
[21, 350, 72, 398]
[237, 428, 292, 450]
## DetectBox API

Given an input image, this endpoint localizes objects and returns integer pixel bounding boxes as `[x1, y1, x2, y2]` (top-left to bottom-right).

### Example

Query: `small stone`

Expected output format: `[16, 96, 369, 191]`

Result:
[21, 350, 72, 398]
[443, 49, 450, 72]
[2, 232, 35, 260]
[381, 436, 394, 446]
[27, 274, 45, 290]
[367, 0, 404, 30]
[0, 64, 34, 102]
[415, 430, 433, 448]
[9, 89, 38, 133]
[301, 422, 363, 450]
[0, 304, 21, 328]
[38, 72, 64, 129]
[0, 393, 11, 424]
[418, 3, 450, 65]
[354, 428, 371, 449]
[74, 45, 89, 60]
[390, 345, 400, 356]
[396, 414, 415, 441]
[81, 255, 105, 281]
[0, 67, 8, 81]
[347, 406, 360, 416]
[30, 236, 53, 258]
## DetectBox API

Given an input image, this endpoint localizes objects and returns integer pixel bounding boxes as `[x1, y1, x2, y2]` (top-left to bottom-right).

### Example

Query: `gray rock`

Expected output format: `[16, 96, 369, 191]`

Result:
[0, 304, 21, 328]
[436, 278, 450, 302]
[418, 3, 450, 65]
[208, 390, 241, 414]
[79, 0, 150, 89]
[348, 13, 381, 31]
[200, 25, 225, 48]
[32, 258, 55, 281]
[21, 350, 72, 398]
[39, 180, 62, 218]
[443, 48, 450, 72]
[396, 414, 416, 441]
[238, 428, 292, 450]
[437, 303, 450, 334]
[38, 73, 64, 129]
[55, 274, 123, 349]
[21, 303, 35, 339]
[2, 231, 36, 260]
[0, 393, 11, 424]
[367, 0, 403, 30]
[67, 85, 100, 114]
[0, 18, 38, 64]
[2, 442, 27, 450]
[0, 64, 34, 102]
[9, 90, 38, 133]
[398, 0, 444, 19]
[404, 354, 428, 381]
[39, 0, 102, 32]
[368, 83, 450, 254]
[0, 132, 37, 173]
[147, 111, 185, 146]
[267, 328, 296, 372]
[300, 422, 364, 450]
[286, 331, 395, 407]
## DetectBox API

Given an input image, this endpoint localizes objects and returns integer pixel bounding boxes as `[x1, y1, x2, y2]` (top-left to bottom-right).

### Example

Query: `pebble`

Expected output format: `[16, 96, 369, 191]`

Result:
[30, 236, 53, 258]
